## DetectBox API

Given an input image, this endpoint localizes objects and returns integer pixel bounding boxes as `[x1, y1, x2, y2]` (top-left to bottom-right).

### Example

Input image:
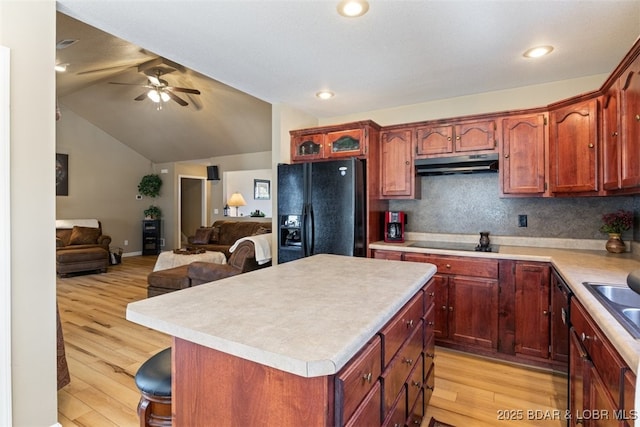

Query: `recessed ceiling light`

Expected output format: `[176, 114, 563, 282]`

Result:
[55, 63, 69, 72]
[316, 91, 335, 100]
[337, 0, 369, 18]
[56, 39, 78, 50]
[523, 45, 554, 58]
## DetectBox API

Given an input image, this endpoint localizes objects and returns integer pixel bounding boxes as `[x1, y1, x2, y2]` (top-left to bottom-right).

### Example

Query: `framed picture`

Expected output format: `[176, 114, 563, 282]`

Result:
[254, 179, 270, 200]
[56, 153, 69, 196]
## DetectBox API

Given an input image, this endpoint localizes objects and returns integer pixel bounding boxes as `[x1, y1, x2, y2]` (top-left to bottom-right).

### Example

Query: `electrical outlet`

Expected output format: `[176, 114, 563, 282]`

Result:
[124, 240, 129, 246]
[160, 238, 165, 247]
[518, 215, 528, 227]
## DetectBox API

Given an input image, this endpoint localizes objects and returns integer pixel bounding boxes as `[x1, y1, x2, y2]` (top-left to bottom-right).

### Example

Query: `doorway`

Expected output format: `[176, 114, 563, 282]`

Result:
[179, 176, 207, 247]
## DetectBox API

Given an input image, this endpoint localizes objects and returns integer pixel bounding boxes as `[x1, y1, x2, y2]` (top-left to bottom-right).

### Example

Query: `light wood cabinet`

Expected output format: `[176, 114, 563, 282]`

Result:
[549, 98, 599, 194]
[500, 113, 547, 196]
[415, 118, 497, 158]
[380, 128, 421, 199]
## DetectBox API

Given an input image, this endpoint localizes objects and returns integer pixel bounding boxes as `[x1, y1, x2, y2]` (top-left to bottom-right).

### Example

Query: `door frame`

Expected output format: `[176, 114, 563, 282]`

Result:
[177, 175, 207, 248]
[0, 45, 12, 425]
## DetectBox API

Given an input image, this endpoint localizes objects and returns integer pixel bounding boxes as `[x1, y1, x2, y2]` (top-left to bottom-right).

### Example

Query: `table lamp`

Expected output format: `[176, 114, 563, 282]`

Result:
[227, 192, 247, 216]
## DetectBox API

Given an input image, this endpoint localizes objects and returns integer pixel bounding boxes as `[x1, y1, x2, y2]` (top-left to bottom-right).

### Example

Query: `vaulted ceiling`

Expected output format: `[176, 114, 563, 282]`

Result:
[56, 1, 640, 164]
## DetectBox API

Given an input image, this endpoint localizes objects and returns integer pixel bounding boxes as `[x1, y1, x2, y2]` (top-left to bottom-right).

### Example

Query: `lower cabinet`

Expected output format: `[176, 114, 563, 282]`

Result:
[403, 253, 499, 351]
[514, 262, 551, 360]
[335, 278, 435, 426]
[569, 298, 636, 427]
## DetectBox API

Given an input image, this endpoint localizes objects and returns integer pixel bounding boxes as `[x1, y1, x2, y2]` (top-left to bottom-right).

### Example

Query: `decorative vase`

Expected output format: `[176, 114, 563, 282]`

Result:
[479, 231, 490, 248]
[605, 233, 626, 254]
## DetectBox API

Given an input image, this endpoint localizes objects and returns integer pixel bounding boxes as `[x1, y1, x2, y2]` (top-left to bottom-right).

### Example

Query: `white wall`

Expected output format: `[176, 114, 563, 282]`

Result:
[320, 74, 608, 127]
[0, 1, 58, 425]
[224, 169, 272, 218]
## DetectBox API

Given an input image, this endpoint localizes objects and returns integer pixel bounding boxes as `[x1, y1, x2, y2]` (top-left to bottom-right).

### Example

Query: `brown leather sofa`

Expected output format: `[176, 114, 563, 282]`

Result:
[186, 220, 271, 258]
[147, 240, 271, 297]
[56, 219, 111, 276]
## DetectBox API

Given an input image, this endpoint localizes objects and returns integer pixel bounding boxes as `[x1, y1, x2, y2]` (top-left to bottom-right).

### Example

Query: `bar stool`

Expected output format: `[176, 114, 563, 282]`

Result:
[135, 347, 172, 427]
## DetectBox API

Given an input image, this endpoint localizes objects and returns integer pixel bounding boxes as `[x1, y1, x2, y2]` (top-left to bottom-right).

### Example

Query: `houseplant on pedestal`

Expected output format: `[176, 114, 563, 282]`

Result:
[144, 205, 162, 220]
[599, 209, 633, 253]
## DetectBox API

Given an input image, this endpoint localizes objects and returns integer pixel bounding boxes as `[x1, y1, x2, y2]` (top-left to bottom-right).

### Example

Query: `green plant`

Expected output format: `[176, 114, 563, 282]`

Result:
[144, 205, 161, 219]
[138, 174, 162, 198]
[599, 209, 633, 234]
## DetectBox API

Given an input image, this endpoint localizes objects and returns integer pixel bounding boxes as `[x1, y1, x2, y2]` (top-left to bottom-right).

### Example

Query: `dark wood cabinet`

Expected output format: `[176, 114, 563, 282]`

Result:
[500, 113, 547, 196]
[550, 270, 570, 366]
[514, 262, 550, 360]
[415, 118, 497, 158]
[549, 98, 599, 194]
[569, 298, 635, 427]
[380, 128, 420, 199]
[372, 249, 404, 261]
[602, 82, 622, 191]
[290, 121, 379, 162]
[142, 219, 161, 255]
[618, 53, 640, 190]
[403, 253, 499, 351]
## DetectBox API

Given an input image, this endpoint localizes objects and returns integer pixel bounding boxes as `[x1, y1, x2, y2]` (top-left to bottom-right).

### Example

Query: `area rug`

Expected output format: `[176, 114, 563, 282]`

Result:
[428, 417, 455, 427]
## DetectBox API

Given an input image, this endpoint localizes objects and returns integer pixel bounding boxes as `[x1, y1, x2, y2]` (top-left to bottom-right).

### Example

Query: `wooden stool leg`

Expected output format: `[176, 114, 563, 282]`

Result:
[137, 392, 172, 427]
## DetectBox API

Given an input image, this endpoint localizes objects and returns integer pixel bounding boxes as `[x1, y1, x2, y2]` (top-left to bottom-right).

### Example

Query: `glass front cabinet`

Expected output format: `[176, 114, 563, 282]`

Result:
[290, 121, 376, 162]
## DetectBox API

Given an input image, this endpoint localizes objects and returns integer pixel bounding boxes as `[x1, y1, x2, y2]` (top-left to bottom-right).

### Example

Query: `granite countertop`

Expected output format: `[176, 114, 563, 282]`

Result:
[371, 235, 640, 374]
[126, 254, 436, 378]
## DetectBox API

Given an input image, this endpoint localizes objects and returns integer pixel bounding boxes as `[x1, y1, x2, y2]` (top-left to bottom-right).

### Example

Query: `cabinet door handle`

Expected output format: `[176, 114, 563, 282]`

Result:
[543, 310, 549, 316]
[449, 306, 454, 311]
[403, 357, 413, 365]
[425, 352, 435, 359]
[588, 143, 594, 148]
[411, 380, 422, 388]
[405, 160, 410, 165]
[612, 131, 618, 137]
[428, 291, 435, 297]
[362, 372, 372, 383]
[445, 264, 451, 269]
[425, 384, 435, 391]
[581, 332, 591, 342]
[442, 305, 448, 311]
[427, 321, 435, 326]
[504, 154, 509, 158]
[635, 114, 640, 122]
[406, 319, 414, 328]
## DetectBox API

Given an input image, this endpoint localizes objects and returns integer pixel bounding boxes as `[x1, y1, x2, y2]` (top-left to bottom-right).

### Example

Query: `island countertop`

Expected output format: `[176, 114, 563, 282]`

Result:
[126, 254, 436, 378]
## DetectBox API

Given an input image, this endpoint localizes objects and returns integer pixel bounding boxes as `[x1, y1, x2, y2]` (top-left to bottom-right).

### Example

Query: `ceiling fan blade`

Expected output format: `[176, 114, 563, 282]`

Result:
[166, 91, 189, 106]
[134, 93, 147, 101]
[167, 87, 201, 95]
[109, 81, 153, 88]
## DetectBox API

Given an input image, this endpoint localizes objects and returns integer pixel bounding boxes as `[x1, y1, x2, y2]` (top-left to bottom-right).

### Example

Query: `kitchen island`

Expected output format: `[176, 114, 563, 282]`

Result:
[127, 254, 436, 426]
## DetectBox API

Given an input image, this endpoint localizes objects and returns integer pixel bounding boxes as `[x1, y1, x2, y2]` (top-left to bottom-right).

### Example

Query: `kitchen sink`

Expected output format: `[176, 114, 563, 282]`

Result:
[583, 282, 640, 338]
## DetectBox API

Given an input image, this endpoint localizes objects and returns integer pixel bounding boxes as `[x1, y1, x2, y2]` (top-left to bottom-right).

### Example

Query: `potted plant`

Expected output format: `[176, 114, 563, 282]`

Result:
[600, 209, 633, 253]
[144, 205, 162, 220]
[138, 174, 162, 198]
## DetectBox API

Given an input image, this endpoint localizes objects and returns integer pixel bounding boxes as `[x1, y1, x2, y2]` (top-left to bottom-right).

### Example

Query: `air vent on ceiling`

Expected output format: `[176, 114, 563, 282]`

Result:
[56, 39, 78, 50]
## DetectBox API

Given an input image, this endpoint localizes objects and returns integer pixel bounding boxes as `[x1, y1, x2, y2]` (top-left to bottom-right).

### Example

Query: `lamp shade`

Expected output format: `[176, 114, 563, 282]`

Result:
[227, 192, 247, 207]
[207, 165, 220, 181]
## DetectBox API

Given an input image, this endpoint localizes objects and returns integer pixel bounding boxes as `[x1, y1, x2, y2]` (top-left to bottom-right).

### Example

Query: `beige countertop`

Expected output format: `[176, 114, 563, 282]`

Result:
[371, 236, 640, 374]
[126, 254, 436, 378]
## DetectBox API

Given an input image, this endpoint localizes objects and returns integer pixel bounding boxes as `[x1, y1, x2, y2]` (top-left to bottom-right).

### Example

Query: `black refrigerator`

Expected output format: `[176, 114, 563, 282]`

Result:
[277, 158, 366, 264]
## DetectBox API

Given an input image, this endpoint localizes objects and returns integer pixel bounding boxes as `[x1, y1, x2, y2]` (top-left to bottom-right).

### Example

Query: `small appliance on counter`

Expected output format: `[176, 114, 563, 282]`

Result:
[384, 211, 406, 243]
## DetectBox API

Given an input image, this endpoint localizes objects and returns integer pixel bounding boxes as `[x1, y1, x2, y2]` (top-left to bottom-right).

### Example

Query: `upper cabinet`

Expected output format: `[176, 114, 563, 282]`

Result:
[380, 128, 420, 199]
[618, 53, 640, 190]
[415, 118, 498, 158]
[290, 121, 379, 162]
[548, 98, 599, 194]
[500, 113, 547, 196]
[602, 81, 621, 191]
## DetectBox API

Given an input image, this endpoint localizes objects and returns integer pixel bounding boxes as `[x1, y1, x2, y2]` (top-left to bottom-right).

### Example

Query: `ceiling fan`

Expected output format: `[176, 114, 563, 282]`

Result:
[109, 69, 201, 107]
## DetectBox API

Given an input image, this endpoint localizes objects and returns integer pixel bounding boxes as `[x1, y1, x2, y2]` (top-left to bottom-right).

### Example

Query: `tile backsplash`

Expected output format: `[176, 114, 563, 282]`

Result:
[389, 174, 640, 241]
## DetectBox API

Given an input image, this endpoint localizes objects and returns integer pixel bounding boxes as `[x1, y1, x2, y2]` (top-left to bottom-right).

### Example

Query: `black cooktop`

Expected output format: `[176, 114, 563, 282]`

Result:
[409, 241, 499, 252]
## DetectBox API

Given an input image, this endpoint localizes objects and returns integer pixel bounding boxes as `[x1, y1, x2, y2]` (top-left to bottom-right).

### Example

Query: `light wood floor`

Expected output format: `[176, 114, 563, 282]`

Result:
[57, 256, 567, 427]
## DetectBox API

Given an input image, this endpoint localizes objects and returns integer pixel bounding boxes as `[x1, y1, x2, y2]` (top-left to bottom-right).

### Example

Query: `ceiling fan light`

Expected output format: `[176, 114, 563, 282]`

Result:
[160, 91, 170, 102]
[147, 90, 161, 103]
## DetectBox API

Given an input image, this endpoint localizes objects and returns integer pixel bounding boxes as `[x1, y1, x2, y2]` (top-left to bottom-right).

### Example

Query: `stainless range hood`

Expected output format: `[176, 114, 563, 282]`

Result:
[415, 153, 499, 175]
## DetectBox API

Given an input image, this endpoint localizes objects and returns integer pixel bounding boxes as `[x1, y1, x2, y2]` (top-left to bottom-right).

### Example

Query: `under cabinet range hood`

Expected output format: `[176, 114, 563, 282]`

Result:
[415, 153, 499, 175]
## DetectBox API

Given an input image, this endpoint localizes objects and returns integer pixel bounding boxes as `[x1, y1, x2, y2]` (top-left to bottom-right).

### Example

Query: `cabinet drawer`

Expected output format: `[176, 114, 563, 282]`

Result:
[407, 353, 424, 411]
[404, 253, 498, 279]
[623, 369, 636, 416]
[380, 292, 424, 366]
[382, 322, 424, 413]
[344, 381, 381, 427]
[571, 299, 625, 407]
[424, 363, 435, 406]
[407, 389, 425, 427]
[423, 304, 435, 350]
[336, 336, 382, 423]
[382, 391, 406, 427]
[423, 278, 436, 309]
[373, 250, 404, 261]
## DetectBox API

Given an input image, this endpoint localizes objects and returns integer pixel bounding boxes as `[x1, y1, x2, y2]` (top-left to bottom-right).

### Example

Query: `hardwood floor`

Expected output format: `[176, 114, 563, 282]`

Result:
[56, 257, 567, 426]
[57, 255, 170, 427]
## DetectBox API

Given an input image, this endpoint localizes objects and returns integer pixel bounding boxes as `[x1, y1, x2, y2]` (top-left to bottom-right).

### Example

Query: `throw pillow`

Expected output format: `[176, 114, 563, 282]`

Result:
[192, 227, 213, 244]
[69, 226, 101, 245]
[210, 225, 221, 243]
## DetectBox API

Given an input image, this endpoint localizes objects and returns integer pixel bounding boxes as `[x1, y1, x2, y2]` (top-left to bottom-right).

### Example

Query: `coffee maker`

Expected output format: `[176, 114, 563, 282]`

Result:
[384, 211, 406, 243]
